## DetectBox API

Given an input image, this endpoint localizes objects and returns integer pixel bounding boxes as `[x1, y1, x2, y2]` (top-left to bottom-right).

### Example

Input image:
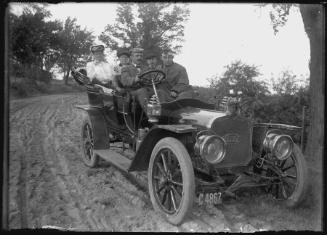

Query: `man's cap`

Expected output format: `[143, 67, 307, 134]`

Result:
[90, 45, 105, 53]
[144, 51, 157, 60]
[117, 47, 131, 57]
[130, 47, 144, 54]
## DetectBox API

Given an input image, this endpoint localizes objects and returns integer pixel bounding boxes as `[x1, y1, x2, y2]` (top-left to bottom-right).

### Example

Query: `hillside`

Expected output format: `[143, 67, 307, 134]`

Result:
[9, 77, 85, 99]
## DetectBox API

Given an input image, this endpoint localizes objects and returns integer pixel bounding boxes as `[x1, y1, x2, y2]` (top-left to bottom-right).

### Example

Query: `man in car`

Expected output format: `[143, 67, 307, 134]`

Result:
[144, 51, 163, 70]
[119, 47, 145, 87]
[160, 48, 194, 100]
[114, 47, 131, 72]
[113, 47, 131, 92]
[116, 47, 151, 109]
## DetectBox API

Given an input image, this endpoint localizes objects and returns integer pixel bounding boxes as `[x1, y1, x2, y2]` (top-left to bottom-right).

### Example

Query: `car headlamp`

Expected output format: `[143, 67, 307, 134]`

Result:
[146, 103, 161, 123]
[147, 103, 161, 116]
[263, 132, 294, 160]
[195, 135, 226, 164]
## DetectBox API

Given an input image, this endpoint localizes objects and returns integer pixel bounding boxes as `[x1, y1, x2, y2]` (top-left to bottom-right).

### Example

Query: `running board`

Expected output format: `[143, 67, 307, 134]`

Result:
[94, 149, 132, 172]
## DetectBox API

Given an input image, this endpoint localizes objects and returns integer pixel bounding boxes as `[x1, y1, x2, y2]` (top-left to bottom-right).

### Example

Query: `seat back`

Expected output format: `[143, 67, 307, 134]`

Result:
[87, 88, 104, 107]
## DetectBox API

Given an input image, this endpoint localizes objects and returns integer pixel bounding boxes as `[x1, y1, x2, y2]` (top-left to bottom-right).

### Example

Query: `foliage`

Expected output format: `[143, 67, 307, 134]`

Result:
[9, 4, 95, 85]
[272, 70, 308, 96]
[192, 86, 217, 104]
[56, 17, 95, 84]
[208, 60, 270, 118]
[9, 5, 62, 72]
[268, 4, 293, 34]
[99, 3, 190, 56]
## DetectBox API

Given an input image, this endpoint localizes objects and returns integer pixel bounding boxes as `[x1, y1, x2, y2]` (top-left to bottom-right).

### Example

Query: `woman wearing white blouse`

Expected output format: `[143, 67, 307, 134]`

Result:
[85, 45, 115, 87]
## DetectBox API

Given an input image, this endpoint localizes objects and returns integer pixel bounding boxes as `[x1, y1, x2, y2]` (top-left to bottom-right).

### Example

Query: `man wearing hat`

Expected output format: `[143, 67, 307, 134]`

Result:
[160, 48, 194, 100]
[84, 44, 115, 87]
[142, 50, 173, 103]
[144, 51, 163, 70]
[117, 47, 131, 67]
[113, 47, 131, 92]
[113, 47, 152, 111]
[118, 47, 145, 88]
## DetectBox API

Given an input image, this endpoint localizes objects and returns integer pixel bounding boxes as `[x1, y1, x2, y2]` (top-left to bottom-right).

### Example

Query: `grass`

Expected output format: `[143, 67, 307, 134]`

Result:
[232, 165, 323, 231]
[9, 76, 85, 99]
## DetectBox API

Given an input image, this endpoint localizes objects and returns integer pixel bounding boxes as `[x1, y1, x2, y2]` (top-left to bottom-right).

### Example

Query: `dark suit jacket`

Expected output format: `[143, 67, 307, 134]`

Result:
[162, 62, 192, 93]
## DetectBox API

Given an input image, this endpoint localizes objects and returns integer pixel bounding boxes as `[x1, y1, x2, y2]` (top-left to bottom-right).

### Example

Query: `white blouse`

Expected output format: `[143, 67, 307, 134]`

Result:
[86, 61, 115, 83]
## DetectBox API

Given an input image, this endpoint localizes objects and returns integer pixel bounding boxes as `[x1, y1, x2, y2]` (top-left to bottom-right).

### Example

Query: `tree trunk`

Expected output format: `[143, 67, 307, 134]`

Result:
[64, 64, 71, 85]
[64, 70, 70, 85]
[300, 5, 324, 165]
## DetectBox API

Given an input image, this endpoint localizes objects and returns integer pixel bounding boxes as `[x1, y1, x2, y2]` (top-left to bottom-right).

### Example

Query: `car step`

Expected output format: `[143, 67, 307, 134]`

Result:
[94, 149, 132, 172]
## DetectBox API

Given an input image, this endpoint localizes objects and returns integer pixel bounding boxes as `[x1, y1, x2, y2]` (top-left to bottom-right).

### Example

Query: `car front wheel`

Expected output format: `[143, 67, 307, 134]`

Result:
[148, 137, 195, 225]
[265, 144, 309, 207]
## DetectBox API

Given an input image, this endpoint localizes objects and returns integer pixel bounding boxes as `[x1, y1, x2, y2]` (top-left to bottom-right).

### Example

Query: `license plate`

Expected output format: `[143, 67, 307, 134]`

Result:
[198, 192, 222, 205]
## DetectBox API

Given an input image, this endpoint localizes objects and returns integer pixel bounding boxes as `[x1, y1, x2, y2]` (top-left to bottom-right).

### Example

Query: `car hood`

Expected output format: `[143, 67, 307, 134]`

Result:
[160, 99, 227, 129]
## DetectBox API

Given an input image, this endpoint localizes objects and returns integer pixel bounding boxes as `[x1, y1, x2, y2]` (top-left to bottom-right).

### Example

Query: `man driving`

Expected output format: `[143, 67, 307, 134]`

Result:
[144, 51, 163, 70]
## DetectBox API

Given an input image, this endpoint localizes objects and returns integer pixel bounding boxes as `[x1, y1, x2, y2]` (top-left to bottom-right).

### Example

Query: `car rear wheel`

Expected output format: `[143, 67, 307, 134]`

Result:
[81, 115, 99, 167]
[148, 137, 195, 225]
[266, 144, 308, 207]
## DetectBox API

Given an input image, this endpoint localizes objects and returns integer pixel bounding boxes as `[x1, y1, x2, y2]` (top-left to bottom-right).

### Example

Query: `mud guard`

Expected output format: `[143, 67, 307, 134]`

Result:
[128, 124, 197, 172]
[75, 105, 110, 150]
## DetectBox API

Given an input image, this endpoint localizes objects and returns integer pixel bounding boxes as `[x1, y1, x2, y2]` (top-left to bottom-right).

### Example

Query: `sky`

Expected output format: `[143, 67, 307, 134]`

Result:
[9, 3, 310, 88]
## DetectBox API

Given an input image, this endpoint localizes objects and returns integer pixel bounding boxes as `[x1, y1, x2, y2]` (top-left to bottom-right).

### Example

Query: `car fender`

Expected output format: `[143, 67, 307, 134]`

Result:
[128, 125, 197, 172]
[75, 105, 110, 150]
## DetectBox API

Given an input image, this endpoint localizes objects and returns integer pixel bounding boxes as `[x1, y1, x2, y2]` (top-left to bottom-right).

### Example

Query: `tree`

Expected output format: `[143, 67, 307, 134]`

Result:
[56, 17, 95, 84]
[99, 3, 190, 56]
[9, 5, 62, 80]
[272, 70, 301, 95]
[209, 60, 270, 119]
[265, 4, 324, 161]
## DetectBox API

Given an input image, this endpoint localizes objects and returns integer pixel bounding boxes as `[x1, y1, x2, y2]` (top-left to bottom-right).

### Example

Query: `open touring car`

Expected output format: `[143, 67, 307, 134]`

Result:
[71, 68, 308, 225]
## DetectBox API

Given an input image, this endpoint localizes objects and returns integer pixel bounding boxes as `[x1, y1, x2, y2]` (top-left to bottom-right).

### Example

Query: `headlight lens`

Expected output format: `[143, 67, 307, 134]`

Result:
[263, 133, 294, 160]
[199, 135, 226, 164]
[147, 103, 161, 116]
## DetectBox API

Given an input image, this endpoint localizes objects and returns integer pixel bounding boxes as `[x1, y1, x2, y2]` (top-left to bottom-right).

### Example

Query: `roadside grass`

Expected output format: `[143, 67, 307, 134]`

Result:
[9, 76, 85, 99]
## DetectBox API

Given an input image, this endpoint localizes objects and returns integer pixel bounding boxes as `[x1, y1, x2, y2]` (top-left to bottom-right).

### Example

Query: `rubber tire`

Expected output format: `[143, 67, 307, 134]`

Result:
[81, 115, 99, 167]
[148, 137, 195, 225]
[283, 144, 309, 207]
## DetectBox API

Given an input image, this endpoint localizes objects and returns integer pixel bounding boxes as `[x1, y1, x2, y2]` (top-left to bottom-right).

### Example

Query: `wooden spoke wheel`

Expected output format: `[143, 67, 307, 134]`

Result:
[81, 115, 99, 167]
[265, 144, 308, 207]
[148, 137, 195, 225]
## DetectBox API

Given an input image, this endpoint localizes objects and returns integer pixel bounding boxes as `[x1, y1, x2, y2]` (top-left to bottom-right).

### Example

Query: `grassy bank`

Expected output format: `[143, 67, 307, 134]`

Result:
[9, 76, 85, 99]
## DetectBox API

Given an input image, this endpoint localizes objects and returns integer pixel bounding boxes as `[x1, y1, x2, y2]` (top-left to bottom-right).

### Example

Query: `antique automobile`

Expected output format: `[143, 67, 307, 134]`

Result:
[71, 68, 308, 225]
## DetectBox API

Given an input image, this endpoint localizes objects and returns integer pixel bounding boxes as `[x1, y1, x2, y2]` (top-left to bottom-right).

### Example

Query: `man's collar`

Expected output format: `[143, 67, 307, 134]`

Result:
[164, 62, 174, 67]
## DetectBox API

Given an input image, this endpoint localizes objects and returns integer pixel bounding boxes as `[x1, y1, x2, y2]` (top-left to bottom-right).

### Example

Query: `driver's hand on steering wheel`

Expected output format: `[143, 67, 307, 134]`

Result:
[170, 91, 178, 98]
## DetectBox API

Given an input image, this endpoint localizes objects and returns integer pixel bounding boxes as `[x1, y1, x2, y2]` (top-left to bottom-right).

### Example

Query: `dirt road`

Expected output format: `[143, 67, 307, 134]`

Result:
[8, 93, 321, 231]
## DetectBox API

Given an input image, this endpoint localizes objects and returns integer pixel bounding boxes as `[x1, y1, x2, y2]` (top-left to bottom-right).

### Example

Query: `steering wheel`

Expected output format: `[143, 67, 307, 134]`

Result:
[138, 69, 166, 86]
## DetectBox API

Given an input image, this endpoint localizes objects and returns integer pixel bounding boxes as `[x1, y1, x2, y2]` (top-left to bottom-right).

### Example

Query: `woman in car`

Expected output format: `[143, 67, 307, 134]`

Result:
[79, 44, 116, 88]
